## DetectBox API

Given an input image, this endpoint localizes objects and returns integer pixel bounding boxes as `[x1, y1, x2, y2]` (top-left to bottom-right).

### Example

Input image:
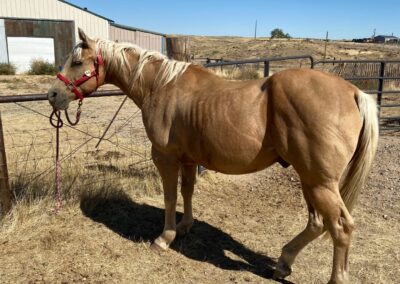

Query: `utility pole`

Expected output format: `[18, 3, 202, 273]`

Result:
[254, 20, 257, 39]
[323, 31, 329, 60]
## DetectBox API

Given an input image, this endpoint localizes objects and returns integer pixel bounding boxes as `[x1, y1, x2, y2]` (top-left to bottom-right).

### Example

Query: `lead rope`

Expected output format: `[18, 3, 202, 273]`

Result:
[64, 101, 82, 126]
[50, 104, 81, 213]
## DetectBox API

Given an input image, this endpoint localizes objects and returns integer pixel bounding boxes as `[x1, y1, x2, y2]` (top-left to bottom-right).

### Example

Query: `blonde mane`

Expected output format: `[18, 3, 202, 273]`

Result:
[89, 39, 191, 92]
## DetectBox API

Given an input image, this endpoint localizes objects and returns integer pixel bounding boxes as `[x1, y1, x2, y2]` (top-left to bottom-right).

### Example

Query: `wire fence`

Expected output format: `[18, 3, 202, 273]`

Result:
[0, 94, 159, 204]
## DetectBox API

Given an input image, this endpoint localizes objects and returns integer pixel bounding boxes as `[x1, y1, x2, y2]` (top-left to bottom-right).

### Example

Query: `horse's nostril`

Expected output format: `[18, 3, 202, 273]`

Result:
[52, 92, 58, 98]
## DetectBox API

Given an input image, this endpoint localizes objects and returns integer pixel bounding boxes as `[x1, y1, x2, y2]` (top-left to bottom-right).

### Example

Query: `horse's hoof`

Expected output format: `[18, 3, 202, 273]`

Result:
[273, 262, 292, 279]
[176, 222, 193, 236]
[150, 241, 167, 252]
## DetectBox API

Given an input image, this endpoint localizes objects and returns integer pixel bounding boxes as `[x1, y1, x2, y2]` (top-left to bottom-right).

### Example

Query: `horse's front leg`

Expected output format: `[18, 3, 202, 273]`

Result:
[176, 164, 196, 235]
[150, 147, 180, 251]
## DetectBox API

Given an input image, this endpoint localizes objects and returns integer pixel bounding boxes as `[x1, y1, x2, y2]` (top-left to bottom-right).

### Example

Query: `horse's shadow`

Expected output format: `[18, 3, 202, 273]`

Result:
[80, 189, 293, 284]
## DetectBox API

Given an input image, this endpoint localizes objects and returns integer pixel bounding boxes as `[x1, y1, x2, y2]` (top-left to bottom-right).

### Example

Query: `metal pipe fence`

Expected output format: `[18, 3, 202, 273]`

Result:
[312, 59, 400, 128]
[204, 56, 400, 129]
[204, 55, 314, 77]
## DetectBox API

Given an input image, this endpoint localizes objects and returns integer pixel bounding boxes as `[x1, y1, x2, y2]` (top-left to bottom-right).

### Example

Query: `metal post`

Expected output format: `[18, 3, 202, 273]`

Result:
[377, 61, 385, 117]
[95, 95, 129, 148]
[254, 20, 257, 40]
[264, 61, 270, 77]
[0, 111, 13, 218]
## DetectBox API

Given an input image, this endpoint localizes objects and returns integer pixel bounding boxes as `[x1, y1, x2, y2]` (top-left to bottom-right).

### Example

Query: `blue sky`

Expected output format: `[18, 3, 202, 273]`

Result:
[67, 0, 399, 39]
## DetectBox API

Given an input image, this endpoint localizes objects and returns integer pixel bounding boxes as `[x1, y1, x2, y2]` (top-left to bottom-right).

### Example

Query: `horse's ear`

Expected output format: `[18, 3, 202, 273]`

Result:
[78, 27, 89, 45]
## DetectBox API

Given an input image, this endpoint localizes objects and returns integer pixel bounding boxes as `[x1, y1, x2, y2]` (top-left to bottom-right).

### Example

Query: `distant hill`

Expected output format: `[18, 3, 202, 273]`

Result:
[189, 36, 400, 61]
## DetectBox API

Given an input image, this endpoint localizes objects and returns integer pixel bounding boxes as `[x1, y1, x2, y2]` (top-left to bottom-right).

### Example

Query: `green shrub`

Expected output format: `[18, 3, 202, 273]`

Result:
[270, 28, 291, 39]
[0, 63, 16, 75]
[28, 59, 57, 75]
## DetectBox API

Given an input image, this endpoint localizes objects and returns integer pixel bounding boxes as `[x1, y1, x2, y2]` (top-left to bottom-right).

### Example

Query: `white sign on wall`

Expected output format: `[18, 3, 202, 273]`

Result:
[7, 37, 55, 74]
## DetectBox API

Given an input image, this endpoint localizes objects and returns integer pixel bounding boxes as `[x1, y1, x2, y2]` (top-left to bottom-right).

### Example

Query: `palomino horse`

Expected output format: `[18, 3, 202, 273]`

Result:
[48, 28, 378, 284]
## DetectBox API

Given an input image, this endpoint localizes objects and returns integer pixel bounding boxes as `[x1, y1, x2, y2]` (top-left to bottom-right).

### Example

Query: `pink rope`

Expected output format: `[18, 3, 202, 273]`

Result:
[50, 110, 63, 213]
[50, 106, 81, 213]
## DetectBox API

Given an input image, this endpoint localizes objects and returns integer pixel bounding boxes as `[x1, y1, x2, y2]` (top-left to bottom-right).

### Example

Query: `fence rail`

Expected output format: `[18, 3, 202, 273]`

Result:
[312, 59, 400, 125]
[0, 90, 125, 103]
[205, 55, 314, 77]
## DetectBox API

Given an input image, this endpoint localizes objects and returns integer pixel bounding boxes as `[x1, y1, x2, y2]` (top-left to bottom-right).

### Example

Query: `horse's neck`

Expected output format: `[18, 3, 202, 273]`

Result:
[104, 52, 160, 108]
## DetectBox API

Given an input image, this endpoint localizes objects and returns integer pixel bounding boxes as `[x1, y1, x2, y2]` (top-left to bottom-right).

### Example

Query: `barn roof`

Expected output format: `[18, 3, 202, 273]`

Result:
[110, 22, 165, 37]
[58, 0, 113, 22]
[59, 0, 165, 36]
[375, 35, 398, 39]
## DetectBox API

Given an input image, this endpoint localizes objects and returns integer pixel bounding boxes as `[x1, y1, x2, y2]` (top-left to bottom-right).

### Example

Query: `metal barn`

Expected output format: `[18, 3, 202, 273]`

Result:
[373, 35, 399, 44]
[109, 23, 165, 53]
[0, 0, 165, 73]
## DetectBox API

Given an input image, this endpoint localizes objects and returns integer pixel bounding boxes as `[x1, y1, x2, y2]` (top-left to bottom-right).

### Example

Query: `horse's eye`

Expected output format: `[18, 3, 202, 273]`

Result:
[72, 60, 82, 67]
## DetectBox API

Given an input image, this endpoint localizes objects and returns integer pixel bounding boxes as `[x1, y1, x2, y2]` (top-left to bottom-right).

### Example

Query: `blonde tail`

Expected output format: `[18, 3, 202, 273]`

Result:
[340, 90, 379, 212]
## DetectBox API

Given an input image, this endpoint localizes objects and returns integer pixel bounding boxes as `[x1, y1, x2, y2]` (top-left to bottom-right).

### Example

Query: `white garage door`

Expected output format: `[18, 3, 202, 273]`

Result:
[7, 37, 55, 74]
[0, 20, 7, 63]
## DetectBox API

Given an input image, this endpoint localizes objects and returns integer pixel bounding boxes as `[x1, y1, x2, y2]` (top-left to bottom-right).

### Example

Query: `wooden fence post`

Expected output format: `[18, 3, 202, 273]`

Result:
[166, 36, 191, 62]
[0, 111, 13, 218]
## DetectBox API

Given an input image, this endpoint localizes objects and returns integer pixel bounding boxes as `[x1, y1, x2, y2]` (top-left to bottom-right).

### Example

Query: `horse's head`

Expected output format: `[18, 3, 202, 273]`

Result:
[48, 28, 105, 110]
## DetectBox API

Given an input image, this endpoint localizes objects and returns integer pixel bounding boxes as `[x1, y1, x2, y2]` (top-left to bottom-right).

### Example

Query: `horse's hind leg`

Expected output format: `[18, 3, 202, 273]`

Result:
[308, 184, 354, 284]
[150, 147, 180, 250]
[176, 164, 196, 235]
[284, 182, 354, 283]
[274, 195, 325, 279]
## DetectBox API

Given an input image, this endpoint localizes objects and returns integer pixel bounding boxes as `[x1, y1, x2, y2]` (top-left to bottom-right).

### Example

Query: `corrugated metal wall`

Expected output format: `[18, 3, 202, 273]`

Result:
[0, 0, 109, 41]
[109, 25, 163, 52]
[109, 25, 136, 43]
[0, 19, 8, 63]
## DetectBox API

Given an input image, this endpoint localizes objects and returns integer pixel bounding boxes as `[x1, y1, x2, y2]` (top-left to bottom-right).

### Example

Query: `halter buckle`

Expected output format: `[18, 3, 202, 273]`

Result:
[67, 82, 75, 91]
[84, 70, 92, 77]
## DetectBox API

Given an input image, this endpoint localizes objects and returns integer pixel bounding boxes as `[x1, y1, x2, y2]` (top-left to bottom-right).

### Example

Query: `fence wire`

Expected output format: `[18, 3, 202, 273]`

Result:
[0, 95, 154, 200]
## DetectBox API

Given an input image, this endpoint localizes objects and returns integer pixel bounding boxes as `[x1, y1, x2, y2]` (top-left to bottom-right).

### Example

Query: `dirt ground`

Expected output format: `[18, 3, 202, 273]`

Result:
[0, 133, 399, 284]
[0, 38, 399, 283]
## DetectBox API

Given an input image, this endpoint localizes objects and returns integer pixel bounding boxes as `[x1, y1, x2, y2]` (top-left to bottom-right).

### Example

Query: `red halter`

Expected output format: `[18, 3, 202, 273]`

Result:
[56, 49, 104, 102]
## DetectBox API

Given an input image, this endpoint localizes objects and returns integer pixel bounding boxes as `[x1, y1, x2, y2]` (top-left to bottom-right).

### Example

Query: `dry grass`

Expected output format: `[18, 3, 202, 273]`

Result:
[210, 65, 263, 80]
[0, 135, 398, 283]
[190, 36, 400, 63]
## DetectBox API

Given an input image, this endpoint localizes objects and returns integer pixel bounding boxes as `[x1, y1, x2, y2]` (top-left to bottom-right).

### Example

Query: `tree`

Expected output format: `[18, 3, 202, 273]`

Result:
[270, 28, 291, 39]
